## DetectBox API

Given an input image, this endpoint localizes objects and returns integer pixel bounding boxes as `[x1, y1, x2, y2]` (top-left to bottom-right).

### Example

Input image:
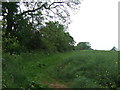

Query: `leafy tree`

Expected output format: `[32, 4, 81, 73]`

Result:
[2, 1, 81, 53]
[75, 42, 92, 50]
[2, 2, 34, 53]
[40, 21, 75, 52]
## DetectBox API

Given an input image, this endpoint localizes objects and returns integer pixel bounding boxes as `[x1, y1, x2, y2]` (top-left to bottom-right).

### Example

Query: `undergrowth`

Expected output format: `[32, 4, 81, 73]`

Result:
[2, 50, 119, 88]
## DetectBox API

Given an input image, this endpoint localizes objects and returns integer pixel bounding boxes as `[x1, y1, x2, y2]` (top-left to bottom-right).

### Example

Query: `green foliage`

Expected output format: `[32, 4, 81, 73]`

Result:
[2, 2, 76, 54]
[2, 37, 22, 55]
[49, 50, 118, 88]
[2, 52, 50, 88]
[2, 55, 29, 88]
[71, 76, 101, 88]
[2, 50, 119, 88]
[2, 2, 43, 53]
[2, 2, 119, 88]
[75, 42, 92, 50]
[3, 8, 75, 53]
[40, 21, 75, 52]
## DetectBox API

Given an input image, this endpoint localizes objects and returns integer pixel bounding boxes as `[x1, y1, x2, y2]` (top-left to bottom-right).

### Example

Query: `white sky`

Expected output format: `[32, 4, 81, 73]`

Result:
[68, 0, 119, 50]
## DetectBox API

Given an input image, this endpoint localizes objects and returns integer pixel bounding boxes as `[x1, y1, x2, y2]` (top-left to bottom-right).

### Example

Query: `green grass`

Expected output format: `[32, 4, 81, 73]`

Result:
[2, 50, 119, 88]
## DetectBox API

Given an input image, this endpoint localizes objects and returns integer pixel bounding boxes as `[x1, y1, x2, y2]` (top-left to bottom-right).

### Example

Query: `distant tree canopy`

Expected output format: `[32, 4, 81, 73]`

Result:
[75, 42, 92, 50]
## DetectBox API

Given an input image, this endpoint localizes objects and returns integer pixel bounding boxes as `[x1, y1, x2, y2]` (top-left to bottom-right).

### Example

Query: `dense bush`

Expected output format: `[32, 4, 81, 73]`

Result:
[2, 53, 50, 89]
[2, 37, 22, 55]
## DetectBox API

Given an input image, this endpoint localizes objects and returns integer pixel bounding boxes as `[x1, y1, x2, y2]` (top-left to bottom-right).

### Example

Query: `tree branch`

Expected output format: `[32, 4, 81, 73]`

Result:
[20, 2, 66, 16]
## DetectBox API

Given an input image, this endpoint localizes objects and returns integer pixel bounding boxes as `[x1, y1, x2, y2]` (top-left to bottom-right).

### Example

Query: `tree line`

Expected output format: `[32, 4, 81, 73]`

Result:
[2, 1, 93, 55]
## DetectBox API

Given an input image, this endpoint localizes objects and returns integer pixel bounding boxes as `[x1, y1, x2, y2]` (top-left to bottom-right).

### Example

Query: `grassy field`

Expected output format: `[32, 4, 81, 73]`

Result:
[2, 50, 119, 88]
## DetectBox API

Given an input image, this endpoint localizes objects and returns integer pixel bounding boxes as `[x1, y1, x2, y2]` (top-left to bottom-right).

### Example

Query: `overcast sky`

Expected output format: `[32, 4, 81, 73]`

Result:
[68, 0, 119, 50]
